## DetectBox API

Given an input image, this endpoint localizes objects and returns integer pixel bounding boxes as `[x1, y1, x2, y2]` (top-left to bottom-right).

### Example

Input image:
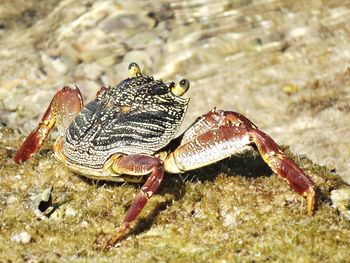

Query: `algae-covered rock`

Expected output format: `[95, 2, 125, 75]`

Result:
[1, 128, 350, 262]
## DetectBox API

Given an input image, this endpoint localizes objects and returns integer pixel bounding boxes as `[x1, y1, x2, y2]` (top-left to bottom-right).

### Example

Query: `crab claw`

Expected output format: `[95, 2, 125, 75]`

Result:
[14, 116, 54, 163]
[14, 86, 83, 163]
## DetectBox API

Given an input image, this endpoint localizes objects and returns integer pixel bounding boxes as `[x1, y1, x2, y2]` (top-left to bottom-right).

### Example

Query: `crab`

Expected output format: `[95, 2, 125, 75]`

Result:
[14, 63, 316, 248]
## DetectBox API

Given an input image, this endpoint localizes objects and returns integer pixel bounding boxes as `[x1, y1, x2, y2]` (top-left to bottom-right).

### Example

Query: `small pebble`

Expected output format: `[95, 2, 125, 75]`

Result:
[65, 206, 77, 217]
[11, 231, 31, 244]
[222, 213, 237, 228]
[81, 221, 89, 228]
[7, 196, 17, 204]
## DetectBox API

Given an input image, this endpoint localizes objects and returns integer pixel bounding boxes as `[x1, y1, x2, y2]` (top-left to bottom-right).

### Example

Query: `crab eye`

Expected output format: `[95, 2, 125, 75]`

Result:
[171, 79, 190, 96]
[128, 62, 142, 78]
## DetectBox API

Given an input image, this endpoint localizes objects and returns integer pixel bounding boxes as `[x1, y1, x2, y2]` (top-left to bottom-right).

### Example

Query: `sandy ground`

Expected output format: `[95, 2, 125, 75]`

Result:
[1, 0, 350, 261]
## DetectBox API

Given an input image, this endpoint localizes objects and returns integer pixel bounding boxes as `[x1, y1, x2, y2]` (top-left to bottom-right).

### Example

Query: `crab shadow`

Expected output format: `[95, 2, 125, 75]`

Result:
[179, 147, 272, 183]
[79, 148, 277, 239]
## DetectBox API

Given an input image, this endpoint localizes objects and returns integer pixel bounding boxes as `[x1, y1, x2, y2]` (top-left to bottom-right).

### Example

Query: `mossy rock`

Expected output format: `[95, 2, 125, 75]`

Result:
[0, 128, 349, 262]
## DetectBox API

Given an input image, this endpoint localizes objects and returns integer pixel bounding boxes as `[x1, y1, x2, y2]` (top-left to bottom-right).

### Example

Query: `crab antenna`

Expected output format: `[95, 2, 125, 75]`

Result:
[128, 62, 142, 78]
[172, 79, 190, 96]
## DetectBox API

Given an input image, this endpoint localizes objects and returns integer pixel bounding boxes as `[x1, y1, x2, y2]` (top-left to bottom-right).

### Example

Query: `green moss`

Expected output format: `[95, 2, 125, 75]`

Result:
[0, 128, 349, 262]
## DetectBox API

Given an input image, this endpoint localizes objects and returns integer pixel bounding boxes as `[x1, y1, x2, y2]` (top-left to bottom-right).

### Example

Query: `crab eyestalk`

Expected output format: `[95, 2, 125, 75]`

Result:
[171, 79, 190, 96]
[128, 62, 142, 78]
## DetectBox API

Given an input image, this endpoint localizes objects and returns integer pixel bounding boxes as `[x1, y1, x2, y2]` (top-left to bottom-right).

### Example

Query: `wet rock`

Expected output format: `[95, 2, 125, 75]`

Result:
[40, 53, 69, 77]
[77, 80, 101, 99]
[74, 63, 104, 81]
[101, 13, 156, 35]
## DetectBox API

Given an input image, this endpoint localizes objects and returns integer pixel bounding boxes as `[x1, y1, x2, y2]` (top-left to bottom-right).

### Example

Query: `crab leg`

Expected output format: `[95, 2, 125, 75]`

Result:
[106, 154, 164, 248]
[164, 110, 315, 215]
[249, 129, 315, 214]
[14, 86, 83, 163]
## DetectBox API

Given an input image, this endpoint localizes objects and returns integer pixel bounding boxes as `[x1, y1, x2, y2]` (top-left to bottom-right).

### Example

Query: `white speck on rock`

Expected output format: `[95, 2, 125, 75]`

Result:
[11, 231, 31, 244]
[7, 196, 17, 204]
[65, 206, 77, 217]
[222, 213, 237, 228]
[81, 221, 89, 228]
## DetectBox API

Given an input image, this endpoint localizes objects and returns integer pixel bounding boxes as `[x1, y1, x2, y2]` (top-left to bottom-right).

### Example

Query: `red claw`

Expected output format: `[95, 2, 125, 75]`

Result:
[14, 86, 83, 164]
[14, 104, 55, 164]
[14, 126, 47, 163]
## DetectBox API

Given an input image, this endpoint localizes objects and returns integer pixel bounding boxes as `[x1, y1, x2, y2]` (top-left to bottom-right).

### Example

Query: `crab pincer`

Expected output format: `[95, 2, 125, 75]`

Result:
[14, 87, 83, 163]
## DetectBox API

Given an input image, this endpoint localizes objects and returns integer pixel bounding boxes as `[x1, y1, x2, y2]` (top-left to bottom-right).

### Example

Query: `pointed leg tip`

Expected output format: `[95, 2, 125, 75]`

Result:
[104, 224, 129, 250]
[104, 238, 119, 251]
[14, 151, 35, 163]
[14, 128, 42, 164]
[14, 150, 33, 164]
[104, 235, 123, 251]
[13, 153, 25, 164]
[306, 186, 316, 216]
